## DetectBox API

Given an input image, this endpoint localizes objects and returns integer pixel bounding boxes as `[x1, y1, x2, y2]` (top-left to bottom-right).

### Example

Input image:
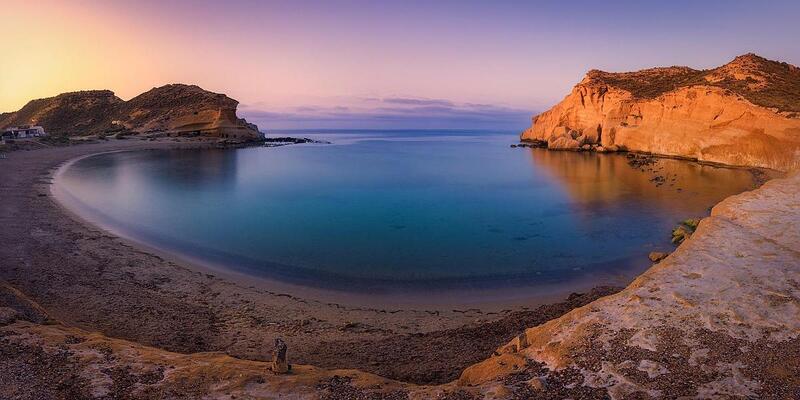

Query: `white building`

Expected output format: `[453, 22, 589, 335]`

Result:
[1, 125, 47, 139]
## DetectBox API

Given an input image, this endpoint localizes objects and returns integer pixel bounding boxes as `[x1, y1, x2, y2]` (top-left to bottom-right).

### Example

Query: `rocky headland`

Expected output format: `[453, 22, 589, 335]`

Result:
[0, 84, 261, 140]
[521, 54, 800, 171]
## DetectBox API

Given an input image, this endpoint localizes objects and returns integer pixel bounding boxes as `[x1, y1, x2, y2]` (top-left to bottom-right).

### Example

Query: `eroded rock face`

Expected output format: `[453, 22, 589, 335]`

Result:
[522, 54, 800, 171]
[547, 130, 581, 150]
[0, 84, 261, 140]
[120, 84, 260, 140]
[461, 171, 800, 397]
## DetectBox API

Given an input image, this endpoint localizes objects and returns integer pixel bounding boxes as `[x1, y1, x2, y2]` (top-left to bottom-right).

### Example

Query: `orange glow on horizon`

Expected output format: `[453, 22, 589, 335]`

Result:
[3, 0, 799, 130]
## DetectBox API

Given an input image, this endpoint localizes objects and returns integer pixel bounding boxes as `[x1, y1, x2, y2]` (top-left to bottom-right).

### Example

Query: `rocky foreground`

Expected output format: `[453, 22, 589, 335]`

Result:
[522, 54, 800, 172]
[461, 171, 800, 398]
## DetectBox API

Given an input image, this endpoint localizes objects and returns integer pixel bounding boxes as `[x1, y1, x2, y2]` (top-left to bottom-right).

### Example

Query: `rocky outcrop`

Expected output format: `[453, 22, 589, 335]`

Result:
[119, 84, 261, 139]
[0, 84, 261, 140]
[522, 54, 800, 171]
[460, 171, 800, 397]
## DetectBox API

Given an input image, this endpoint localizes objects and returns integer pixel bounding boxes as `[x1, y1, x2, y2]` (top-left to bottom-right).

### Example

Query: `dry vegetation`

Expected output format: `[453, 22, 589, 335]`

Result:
[587, 54, 800, 114]
[0, 84, 243, 137]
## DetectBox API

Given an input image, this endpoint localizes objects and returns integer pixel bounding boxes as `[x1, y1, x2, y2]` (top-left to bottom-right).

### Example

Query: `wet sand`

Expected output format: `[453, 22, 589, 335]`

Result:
[0, 138, 618, 384]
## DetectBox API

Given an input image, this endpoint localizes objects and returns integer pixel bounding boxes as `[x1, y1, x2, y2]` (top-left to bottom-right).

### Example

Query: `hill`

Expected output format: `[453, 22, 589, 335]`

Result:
[0, 84, 260, 140]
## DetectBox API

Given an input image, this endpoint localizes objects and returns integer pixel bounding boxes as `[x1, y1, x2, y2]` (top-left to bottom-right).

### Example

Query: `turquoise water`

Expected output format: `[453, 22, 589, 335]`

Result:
[55, 130, 755, 294]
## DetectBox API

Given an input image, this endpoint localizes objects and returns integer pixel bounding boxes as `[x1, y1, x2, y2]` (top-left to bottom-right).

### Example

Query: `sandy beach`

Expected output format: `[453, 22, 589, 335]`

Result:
[0, 139, 617, 387]
[1, 137, 798, 398]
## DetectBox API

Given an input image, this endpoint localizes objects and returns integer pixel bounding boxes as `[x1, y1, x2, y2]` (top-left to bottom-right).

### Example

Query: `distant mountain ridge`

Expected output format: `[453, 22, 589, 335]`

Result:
[0, 84, 260, 139]
[522, 53, 800, 171]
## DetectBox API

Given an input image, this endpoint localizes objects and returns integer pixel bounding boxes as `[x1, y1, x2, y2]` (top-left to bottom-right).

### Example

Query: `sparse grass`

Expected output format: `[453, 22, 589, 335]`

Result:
[682, 218, 700, 230]
[593, 68, 708, 100]
[589, 55, 800, 114]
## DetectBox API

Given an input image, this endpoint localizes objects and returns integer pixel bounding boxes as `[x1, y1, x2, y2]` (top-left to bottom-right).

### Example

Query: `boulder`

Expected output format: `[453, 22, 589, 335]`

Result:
[648, 252, 669, 263]
[549, 126, 571, 140]
[526, 377, 547, 391]
[548, 135, 581, 151]
[0, 307, 18, 326]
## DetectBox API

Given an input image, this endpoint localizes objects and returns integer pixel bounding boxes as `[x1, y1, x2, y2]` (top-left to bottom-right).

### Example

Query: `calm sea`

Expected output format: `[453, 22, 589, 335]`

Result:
[54, 130, 755, 301]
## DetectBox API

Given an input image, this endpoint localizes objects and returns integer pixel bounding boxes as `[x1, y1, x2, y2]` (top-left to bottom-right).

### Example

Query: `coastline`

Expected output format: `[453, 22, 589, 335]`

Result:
[460, 170, 800, 397]
[0, 138, 619, 387]
[1, 137, 796, 397]
[48, 138, 761, 310]
[49, 146, 635, 310]
[517, 140, 784, 186]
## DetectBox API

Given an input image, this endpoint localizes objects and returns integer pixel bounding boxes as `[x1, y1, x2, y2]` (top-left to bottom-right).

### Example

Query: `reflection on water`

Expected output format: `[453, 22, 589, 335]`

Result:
[136, 149, 240, 189]
[54, 132, 757, 295]
[526, 149, 755, 214]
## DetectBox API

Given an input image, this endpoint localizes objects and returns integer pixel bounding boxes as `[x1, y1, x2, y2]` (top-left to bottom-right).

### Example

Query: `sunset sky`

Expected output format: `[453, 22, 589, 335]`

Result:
[2, 0, 800, 129]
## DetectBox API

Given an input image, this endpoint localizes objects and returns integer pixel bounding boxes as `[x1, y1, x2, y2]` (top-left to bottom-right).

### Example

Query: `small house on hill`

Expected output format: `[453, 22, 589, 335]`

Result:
[1, 125, 47, 140]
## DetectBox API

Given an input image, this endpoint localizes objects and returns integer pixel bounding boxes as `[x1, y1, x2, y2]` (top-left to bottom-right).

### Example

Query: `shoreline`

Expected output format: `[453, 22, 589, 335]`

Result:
[1, 137, 795, 396]
[0, 138, 620, 386]
[460, 167, 800, 397]
[517, 139, 785, 185]
[47, 145, 646, 311]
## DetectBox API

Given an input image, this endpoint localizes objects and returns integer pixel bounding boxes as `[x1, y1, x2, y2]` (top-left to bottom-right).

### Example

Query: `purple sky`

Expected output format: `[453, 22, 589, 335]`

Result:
[3, 0, 800, 130]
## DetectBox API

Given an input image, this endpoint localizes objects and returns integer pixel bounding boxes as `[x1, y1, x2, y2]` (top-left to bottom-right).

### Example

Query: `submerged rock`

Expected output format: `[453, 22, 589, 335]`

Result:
[648, 251, 669, 263]
[518, 139, 547, 148]
[671, 226, 692, 244]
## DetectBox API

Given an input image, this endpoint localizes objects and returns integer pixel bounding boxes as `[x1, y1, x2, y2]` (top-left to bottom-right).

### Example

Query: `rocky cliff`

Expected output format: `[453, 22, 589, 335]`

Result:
[522, 54, 800, 171]
[0, 84, 260, 140]
[461, 171, 800, 397]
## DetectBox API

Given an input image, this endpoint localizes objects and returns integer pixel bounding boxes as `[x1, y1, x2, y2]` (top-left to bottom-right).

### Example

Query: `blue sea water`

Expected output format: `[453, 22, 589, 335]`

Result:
[54, 130, 755, 296]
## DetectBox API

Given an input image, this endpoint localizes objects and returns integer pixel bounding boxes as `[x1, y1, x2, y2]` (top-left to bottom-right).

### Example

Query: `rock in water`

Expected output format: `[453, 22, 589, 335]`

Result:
[648, 251, 669, 263]
[271, 338, 289, 374]
[548, 135, 581, 150]
[671, 226, 692, 244]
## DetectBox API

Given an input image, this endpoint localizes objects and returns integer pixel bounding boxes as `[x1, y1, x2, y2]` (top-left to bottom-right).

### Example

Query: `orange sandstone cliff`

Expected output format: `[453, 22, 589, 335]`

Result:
[522, 54, 800, 171]
[0, 84, 261, 140]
